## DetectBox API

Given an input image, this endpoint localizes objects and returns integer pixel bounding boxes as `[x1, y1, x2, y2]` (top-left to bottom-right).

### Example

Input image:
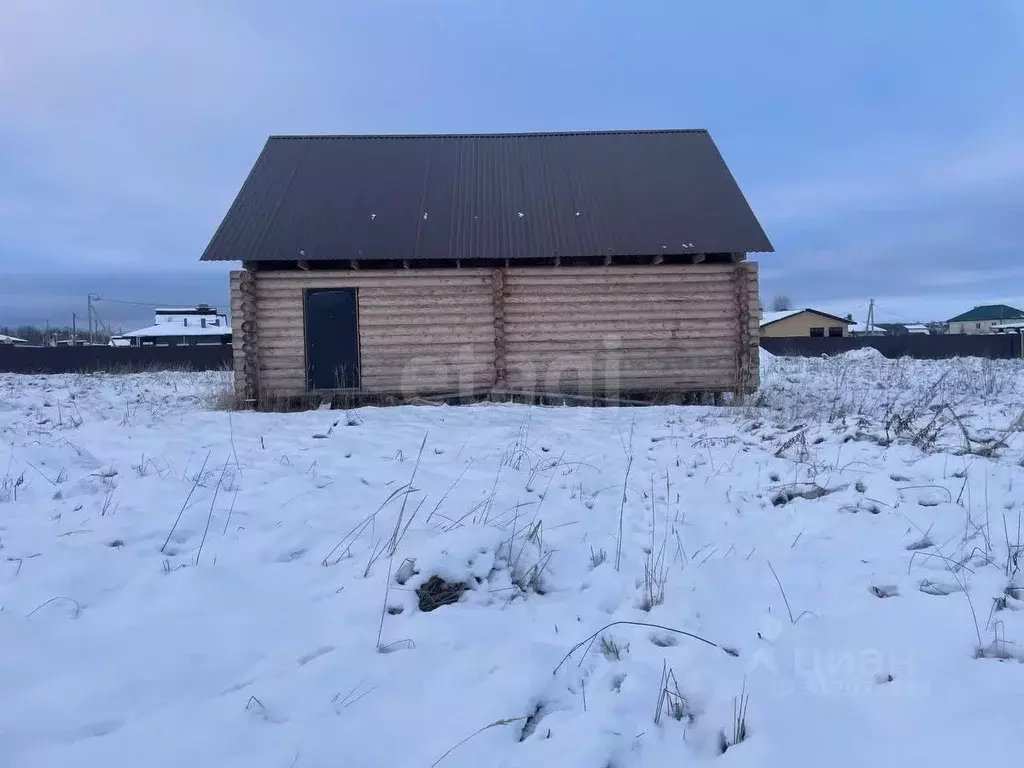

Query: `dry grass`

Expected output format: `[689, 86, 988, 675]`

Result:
[654, 661, 693, 725]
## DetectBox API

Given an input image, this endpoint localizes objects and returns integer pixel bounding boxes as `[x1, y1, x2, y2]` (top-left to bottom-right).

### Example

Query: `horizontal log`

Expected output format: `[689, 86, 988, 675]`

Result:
[254, 289, 491, 305]
[502, 338, 735, 354]
[506, 320, 736, 336]
[504, 280, 735, 292]
[504, 369, 738, 382]
[360, 377, 495, 391]
[252, 305, 740, 328]
[254, 265, 732, 281]
[359, 291, 493, 305]
[503, 354, 737, 368]
[256, 336, 307, 348]
[503, 308, 738, 323]
[256, 267, 493, 281]
[256, 327, 494, 346]
[257, 346, 491, 365]
[361, 341, 491, 356]
[503, 290, 738, 305]
[359, 308, 492, 323]
[359, 352, 492, 365]
[360, 330, 494, 345]
[502, 375, 738, 392]
[255, 330, 741, 352]
[257, 356, 304, 372]
[503, 273, 736, 288]
[258, 377, 305, 391]
[255, 271, 737, 290]
[250, 318, 303, 332]
[255, 275, 492, 291]
[249, 306, 494, 327]
[504, 356, 739, 371]
[362, 366, 493, 382]
[360, 318, 492, 332]
[503, 264, 738, 278]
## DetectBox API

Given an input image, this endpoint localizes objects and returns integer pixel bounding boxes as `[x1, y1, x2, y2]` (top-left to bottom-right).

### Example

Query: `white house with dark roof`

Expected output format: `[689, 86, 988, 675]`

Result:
[111, 305, 231, 347]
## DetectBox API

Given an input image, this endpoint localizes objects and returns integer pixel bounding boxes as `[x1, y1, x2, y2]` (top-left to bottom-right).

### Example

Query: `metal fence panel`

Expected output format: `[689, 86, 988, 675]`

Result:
[0, 345, 233, 374]
[760, 335, 1022, 360]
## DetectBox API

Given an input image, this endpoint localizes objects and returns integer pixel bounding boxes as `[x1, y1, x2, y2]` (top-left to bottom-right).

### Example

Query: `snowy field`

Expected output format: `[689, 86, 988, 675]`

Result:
[2, 352, 1024, 767]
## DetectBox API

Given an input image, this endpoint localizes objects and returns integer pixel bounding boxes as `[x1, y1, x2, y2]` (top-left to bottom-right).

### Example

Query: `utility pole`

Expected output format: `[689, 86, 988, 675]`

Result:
[867, 298, 876, 334]
[86, 293, 101, 345]
[72, 312, 77, 344]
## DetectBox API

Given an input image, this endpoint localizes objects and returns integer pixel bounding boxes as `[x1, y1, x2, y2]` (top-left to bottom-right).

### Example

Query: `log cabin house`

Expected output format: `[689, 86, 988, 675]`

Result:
[200, 130, 773, 403]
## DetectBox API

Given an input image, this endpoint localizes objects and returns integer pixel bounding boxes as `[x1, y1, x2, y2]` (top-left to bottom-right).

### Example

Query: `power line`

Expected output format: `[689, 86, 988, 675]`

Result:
[93, 298, 221, 308]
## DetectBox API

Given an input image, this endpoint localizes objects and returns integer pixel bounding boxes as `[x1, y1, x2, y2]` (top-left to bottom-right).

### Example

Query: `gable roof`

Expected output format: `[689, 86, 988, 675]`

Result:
[946, 304, 1024, 323]
[200, 130, 773, 263]
[760, 308, 855, 328]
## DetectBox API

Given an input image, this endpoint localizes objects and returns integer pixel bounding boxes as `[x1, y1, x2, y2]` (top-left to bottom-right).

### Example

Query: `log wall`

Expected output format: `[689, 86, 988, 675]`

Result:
[502, 264, 758, 393]
[246, 269, 494, 396]
[234, 263, 760, 398]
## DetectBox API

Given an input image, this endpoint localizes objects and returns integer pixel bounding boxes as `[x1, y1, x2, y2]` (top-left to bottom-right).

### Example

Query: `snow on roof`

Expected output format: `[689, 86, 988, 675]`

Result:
[121, 323, 230, 338]
[760, 308, 855, 327]
[759, 310, 803, 326]
[0, 334, 29, 344]
[155, 307, 216, 314]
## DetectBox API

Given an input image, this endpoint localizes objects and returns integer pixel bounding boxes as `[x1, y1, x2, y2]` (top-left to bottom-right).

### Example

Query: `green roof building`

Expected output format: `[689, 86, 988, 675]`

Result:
[946, 304, 1024, 334]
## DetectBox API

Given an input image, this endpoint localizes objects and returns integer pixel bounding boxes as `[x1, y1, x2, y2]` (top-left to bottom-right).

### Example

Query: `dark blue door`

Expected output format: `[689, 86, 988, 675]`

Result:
[305, 288, 360, 389]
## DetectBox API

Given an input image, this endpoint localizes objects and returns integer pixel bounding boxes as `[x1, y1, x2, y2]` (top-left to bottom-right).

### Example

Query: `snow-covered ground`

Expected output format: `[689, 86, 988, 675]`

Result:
[2, 354, 1024, 767]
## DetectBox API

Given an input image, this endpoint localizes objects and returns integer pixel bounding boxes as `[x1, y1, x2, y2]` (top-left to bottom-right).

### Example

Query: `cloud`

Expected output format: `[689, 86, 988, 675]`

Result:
[752, 127, 1024, 226]
[1, 0, 1023, 326]
[0, 0, 299, 273]
[753, 122, 1024, 314]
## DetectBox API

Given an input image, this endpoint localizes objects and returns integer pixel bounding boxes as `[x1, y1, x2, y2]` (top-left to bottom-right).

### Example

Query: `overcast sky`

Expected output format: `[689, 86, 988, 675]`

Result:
[2, 0, 1023, 330]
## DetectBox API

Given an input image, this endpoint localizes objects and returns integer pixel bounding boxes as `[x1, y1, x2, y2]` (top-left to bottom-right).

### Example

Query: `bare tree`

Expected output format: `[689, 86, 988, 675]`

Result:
[769, 295, 794, 312]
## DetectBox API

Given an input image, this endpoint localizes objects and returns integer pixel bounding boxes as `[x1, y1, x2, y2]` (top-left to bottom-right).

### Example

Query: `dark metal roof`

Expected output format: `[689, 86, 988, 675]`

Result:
[200, 130, 773, 263]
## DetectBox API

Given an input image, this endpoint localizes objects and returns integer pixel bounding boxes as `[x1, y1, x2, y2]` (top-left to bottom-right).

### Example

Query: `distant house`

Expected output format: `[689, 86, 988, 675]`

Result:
[759, 309, 856, 338]
[991, 320, 1024, 335]
[947, 305, 1024, 335]
[0, 334, 28, 346]
[112, 305, 231, 347]
[874, 322, 930, 336]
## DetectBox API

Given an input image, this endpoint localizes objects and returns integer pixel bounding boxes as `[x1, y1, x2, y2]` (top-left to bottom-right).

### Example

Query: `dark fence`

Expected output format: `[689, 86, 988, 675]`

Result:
[0, 345, 233, 374]
[761, 334, 1023, 360]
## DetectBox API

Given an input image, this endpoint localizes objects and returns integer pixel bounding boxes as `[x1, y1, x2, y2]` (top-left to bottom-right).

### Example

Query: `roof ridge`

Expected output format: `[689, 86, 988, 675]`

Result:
[267, 129, 710, 141]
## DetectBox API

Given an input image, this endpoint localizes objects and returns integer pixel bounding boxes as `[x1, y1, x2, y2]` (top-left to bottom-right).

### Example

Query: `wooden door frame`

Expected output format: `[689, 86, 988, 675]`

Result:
[302, 287, 362, 391]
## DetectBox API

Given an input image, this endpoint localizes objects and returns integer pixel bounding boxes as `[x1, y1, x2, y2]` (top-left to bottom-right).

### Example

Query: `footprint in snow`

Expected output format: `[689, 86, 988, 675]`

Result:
[905, 537, 934, 551]
[919, 579, 963, 596]
[870, 585, 900, 598]
[297, 646, 334, 667]
[916, 489, 947, 507]
[277, 548, 307, 562]
[650, 632, 680, 647]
